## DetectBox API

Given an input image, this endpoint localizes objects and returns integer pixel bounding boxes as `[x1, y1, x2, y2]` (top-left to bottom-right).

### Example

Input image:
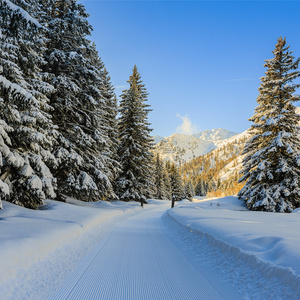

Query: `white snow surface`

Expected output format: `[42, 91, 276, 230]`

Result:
[1, 197, 300, 299]
[169, 196, 300, 298]
[0, 199, 143, 299]
[49, 201, 240, 300]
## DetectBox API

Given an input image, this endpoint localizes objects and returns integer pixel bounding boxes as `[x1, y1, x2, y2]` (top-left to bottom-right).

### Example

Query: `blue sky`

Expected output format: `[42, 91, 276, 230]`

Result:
[80, 0, 300, 136]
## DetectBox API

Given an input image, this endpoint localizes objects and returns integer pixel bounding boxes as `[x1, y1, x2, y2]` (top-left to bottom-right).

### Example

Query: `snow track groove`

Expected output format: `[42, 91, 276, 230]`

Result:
[49, 205, 238, 300]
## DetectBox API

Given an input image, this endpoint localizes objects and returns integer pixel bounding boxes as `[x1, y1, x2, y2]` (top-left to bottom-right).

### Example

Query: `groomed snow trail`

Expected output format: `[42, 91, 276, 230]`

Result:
[49, 205, 241, 300]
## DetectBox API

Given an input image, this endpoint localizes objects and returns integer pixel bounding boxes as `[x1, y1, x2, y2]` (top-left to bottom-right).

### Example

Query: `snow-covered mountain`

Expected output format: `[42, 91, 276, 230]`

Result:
[155, 133, 216, 164]
[154, 129, 238, 164]
[192, 128, 237, 142]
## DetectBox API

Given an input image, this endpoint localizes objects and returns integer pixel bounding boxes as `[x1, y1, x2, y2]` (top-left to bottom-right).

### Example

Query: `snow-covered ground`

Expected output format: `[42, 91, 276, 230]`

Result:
[168, 196, 300, 299]
[49, 202, 240, 300]
[1, 197, 300, 299]
[0, 199, 144, 299]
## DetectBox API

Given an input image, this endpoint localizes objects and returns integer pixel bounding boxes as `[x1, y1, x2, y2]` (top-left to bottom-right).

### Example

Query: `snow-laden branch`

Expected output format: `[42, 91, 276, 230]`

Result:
[1, 0, 41, 28]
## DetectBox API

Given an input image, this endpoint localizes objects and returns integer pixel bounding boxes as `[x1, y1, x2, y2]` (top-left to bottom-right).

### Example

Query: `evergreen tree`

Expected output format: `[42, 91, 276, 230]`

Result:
[117, 65, 154, 204]
[0, 0, 58, 208]
[34, 0, 117, 201]
[153, 153, 169, 200]
[194, 181, 202, 196]
[184, 181, 194, 200]
[209, 179, 217, 192]
[98, 61, 121, 195]
[166, 162, 184, 201]
[239, 37, 300, 212]
[163, 165, 172, 200]
[195, 180, 207, 196]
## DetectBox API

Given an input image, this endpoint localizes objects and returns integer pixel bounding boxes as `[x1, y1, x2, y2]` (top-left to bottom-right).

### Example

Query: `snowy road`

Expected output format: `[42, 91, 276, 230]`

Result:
[49, 204, 241, 300]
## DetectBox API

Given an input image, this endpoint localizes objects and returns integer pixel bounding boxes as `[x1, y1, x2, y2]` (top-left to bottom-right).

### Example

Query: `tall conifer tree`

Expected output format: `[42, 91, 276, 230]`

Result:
[153, 153, 169, 200]
[98, 61, 121, 195]
[34, 0, 117, 201]
[239, 37, 300, 212]
[117, 66, 154, 204]
[183, 181, 194, 200]
[166, 161, 184, 201]
[0, 0, 58, 208]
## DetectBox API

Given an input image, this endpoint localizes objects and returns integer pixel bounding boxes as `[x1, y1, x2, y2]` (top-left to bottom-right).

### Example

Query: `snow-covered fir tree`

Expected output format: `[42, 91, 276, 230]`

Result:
[117, 66, 154, 204]
[183, 181, 194, 200]
[0, 0, 58, 208]
[34, 0, 117, 201]
[97, 58, 121, 196]
[163, 160, 172, 200]
[239, 37, 300, 212]
[166, 161, 184, 201]
[194, 180, 208, 196]
[153, 153, 170, 200]
[163, 164, 172, 200]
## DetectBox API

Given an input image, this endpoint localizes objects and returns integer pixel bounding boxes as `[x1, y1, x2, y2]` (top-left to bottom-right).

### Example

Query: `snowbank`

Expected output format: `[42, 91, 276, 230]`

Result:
[168, 196, 300, 294]
[0, 199, 142, 285]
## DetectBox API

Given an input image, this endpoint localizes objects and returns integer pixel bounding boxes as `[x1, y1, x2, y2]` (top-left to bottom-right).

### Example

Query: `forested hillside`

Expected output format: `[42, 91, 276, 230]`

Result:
[180, 131, 250, 197]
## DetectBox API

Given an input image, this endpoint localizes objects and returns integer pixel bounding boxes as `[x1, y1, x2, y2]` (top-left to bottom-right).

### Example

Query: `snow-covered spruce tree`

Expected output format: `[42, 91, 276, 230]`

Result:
[239, 37, 300, 212]
[163, 165, 172, 200]
[81, 41, 121, 199]
[166, 161, 184, 201]
[97, 58, 121, 196]
[195, 180, 207, 196]
[0, 0, 58, 208]
[34, 0, 117, 201]
[153, 153, 169, 200]
[183, 181, 194, 200]
[117, 66, 154, 204]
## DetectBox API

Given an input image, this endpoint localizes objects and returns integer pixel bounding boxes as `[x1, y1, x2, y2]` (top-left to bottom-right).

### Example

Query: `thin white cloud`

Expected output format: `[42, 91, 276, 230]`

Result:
[176, 114, 198, 135]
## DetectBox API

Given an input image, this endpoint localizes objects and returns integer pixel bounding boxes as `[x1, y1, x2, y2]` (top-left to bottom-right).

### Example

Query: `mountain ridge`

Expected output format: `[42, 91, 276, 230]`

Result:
[154, 128, 238, 164]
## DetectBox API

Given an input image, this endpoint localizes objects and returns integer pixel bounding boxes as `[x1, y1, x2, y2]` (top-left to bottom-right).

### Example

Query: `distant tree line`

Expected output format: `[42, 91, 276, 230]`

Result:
[153, 154, 186, 202]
